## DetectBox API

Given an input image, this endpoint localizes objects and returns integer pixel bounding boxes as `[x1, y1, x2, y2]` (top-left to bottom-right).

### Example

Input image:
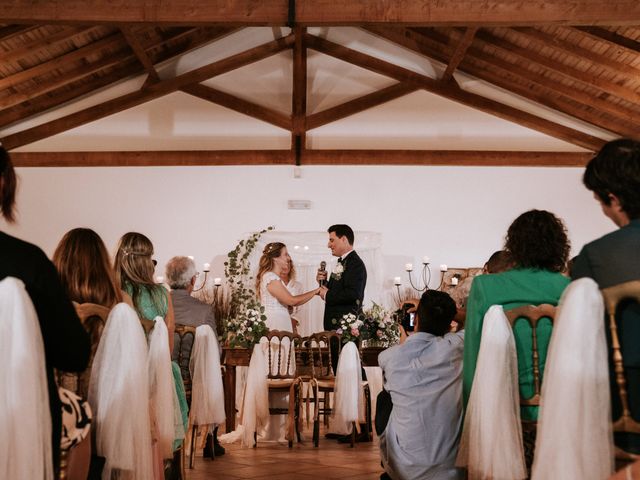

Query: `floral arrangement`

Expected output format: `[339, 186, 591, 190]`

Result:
[225, 307, 268, 348]
[362, 303, 399, 347]
[222, 226, 273, 348]
[335, 313, 366, 343]
[335, 303, 399, 347]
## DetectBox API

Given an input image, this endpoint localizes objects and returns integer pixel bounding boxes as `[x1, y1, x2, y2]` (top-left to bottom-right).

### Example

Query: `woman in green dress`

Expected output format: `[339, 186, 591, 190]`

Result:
[114, 232, 188, 477]
[462, 210, 571, 422]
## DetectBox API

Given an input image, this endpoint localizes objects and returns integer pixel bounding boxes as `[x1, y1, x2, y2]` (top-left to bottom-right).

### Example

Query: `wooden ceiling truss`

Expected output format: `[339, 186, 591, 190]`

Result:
[1, 1, 640, 167]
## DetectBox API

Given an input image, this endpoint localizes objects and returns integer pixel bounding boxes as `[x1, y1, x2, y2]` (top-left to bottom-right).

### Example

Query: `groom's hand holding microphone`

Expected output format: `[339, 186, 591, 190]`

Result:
[317, 261, 329, 300]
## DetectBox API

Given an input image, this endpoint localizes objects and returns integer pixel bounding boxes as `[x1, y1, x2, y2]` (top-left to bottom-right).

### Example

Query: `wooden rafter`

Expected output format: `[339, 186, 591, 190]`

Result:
[306, 82, 419, 130]
[369, 27, 639, 137]
[514, 27, 640, 78]
[120, 25, 160, 82]
[472, 28, 640, 105]
[305, 33, 604, 151]
[0, 31, 124, 91]
[9, 149, 593, 167]
[181, 84, 291, 130]
[292, 26, 307, 161]
[441, 27, 477, 82]
[0, 24, 36, 42]
[0, 35, 295, 149]
[0, 26, 88, 63]
[3, 1, 640, 26]
[574, 27, 640, 54]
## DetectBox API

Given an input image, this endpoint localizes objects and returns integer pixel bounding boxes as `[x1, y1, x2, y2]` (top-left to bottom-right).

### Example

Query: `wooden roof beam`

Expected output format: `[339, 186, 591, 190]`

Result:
[181, 83, 291, 130]
[472, 28, 640, 105]
[0, 31, 124, 91]
[3, 1, 640, 26]
[292, 26, 307, 161]
[574, 27, 640, 54]
[441, 27, 477, 82]
[0, 26, 90, 63]
[0, 24, 36, 42]
[10, 149, 592, 168]
[306, 82, 419, 130]
[120, 25, 160, 82]
[0, 35, 295, 149]
[305, 33, 604, 151]
[377, 27, 639, 137]
[0, 27, 237, 125]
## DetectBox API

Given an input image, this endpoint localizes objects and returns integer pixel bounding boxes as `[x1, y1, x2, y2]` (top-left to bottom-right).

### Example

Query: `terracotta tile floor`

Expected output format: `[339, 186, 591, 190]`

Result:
[186, 430, 384, 480]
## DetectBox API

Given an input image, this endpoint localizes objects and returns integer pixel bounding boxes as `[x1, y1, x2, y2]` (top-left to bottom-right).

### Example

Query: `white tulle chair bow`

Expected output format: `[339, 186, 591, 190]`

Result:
[0, 277, 53, 480]
[331, 341, 366, 436]
[88, 303, 154, 480]
[147, 316, 176, 460]
[188, 325, 226, 460]
[531, 278, 614, 480]
[456, 305, 527, 480]
[240, 343, 269, 447]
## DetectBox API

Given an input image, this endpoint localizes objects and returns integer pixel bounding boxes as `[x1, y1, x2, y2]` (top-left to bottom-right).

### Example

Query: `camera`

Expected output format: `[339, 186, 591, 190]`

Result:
[400, 303, 416, 332]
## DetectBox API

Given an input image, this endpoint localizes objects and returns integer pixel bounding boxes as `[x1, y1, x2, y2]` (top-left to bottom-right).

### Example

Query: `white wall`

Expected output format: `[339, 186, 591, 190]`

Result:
[3, 164, 614, 294]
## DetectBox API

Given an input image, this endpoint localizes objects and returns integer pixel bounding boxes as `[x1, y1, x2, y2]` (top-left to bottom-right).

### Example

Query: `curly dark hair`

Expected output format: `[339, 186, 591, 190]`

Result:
[583, 138, 640, 220]
[504, 210, 570, 273]
[416, 290, 457, 336]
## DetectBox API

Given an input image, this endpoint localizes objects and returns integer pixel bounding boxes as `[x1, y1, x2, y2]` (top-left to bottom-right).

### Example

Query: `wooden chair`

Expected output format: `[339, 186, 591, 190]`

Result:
[255, 330, 303, 448]
[504, 304, 557, 421]
[299, 331, 371, 447]
[602, 280, 640, 463]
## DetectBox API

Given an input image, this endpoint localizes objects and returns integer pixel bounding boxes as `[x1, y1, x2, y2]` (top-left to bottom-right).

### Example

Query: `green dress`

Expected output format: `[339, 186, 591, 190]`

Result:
[124, 282, 189, 448]
[462, 268, 570, 421]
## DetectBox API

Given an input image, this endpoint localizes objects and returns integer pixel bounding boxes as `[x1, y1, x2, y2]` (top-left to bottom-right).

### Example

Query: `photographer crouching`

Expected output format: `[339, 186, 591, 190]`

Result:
[377, 290, 464, 480]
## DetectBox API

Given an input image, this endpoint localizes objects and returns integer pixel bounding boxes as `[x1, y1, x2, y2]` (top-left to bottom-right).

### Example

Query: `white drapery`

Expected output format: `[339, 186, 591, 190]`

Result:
[330, 341, 366, 435]
[0, 277, 53, 480]
[531, 278, 614, 480]
[189, 325, 226, 427]
[456, 305, 526, 480]
[252, 231, 384, 335]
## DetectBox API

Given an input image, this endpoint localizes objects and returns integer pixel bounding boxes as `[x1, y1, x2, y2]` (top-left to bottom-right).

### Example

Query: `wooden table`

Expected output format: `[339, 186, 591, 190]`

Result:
[222, 345, 386, 433]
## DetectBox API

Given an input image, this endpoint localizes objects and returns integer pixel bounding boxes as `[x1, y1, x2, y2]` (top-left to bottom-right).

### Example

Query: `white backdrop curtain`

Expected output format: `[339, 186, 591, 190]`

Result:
[250, 231, 384, 336]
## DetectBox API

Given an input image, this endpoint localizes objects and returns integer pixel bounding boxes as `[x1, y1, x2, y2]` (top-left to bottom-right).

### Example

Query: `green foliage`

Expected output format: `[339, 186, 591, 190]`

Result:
[223, 226, 274, 347]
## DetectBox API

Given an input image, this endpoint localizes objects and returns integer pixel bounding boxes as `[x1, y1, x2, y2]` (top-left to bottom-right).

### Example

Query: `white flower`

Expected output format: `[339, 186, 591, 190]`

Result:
[335, 263, 344, 274]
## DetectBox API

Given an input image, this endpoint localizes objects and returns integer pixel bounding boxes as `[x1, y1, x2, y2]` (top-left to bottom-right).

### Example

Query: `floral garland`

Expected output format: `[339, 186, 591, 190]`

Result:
[223, 226, 273, 348]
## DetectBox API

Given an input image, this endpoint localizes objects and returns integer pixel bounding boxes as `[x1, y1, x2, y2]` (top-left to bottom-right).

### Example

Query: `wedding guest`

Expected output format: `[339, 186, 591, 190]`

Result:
[483, 249, 514, 274]
[0, 146, 90, 474]
[165, 255, 224, 457]
[279, 258, 303, 332]
[463, 210, 571, 420]
[378, 290, 464, 480]
[571, 138, 640, 454]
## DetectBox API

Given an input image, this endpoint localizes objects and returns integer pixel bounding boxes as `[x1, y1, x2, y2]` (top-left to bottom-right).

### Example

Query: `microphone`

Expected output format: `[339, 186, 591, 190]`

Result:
[318, 261, 327, 287]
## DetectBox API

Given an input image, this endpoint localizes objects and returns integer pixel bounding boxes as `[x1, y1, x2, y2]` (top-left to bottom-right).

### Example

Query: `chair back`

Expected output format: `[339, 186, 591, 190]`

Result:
[504, 303, 556, 407]
[173, 324, 197, 403]
[264, 330, 301, 380]
[59, 303, 110, 397]
[602, 280, 640, 435]
[300, 331, 342, 380]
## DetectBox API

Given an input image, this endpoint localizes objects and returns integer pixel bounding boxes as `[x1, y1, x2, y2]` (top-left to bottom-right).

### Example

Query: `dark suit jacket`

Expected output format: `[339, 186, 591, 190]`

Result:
[0, 232, 90, 471]
[572, 219, 640, 452]
[323, 250, 367, 330]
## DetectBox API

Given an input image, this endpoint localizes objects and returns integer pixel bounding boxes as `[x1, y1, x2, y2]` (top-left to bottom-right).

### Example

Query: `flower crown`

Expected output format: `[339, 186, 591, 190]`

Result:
[263, 243, 281, 255]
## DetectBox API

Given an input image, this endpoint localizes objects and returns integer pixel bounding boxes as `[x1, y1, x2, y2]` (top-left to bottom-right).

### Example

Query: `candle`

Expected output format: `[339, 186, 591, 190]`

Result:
[214, 277, 222, 286]
[393, 276, 402, 286]
[451, 277, 459, 286]
[156, 276, 164, 284]
[405, 263, 413, 272]
[440, 264, 448, 272]
[422, 256, 430, 264]
[203, 262, 211, 272]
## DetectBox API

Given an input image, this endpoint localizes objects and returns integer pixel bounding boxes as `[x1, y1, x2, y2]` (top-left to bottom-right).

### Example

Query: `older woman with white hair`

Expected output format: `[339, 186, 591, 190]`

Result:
[165, 255, 224, 458]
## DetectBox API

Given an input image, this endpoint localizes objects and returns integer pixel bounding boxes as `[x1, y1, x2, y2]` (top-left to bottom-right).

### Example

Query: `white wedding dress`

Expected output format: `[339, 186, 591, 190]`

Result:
[259, 272, 293, 442]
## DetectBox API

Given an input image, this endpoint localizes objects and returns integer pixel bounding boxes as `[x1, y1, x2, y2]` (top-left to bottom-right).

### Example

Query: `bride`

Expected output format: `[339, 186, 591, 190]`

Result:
[255, 242, 319, 332]
[254, 242, 320, 442]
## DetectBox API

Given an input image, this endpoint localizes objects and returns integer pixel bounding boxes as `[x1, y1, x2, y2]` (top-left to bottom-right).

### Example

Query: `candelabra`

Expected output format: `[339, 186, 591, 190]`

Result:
[395, 257, 449, 296]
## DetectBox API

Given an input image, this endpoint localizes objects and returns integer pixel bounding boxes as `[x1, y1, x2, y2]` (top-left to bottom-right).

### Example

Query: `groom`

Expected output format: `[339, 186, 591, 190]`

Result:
[318, 224, 367, 332]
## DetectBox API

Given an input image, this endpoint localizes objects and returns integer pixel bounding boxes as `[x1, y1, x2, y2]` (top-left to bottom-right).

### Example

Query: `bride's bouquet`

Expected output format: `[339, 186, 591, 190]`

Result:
[225, 305, 268, 348]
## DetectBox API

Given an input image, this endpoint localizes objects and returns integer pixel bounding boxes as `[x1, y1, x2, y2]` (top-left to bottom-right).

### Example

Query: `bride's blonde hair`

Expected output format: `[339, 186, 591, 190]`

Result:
[255, 242, 286, 300]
